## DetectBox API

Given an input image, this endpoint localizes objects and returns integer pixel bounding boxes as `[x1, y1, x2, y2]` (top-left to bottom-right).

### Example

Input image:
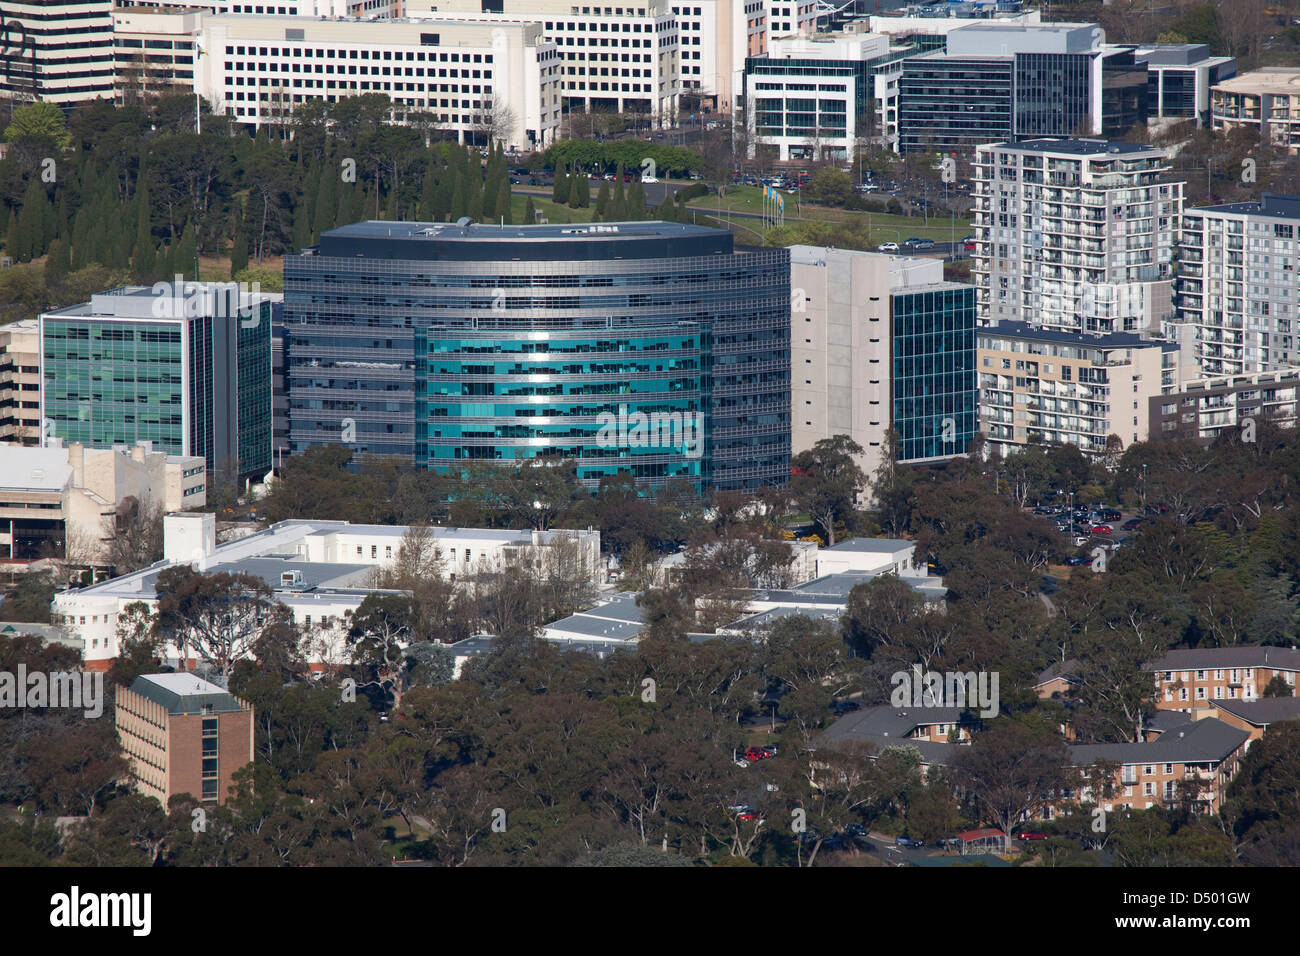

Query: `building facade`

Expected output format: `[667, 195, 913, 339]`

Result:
[1176, 194, 1300, 377]
[972, 138, 1181, 334]
[111, 6, 202, 105]
[1129, 43, 1235, 129]
[1211, 68, 1300, 152]
[1149, 369, 1300, 443]
[0, 1, 114, 105]
[1147, 647, 1300, 711]
[978, 321, 1182, 456]
[39, 283, 273, 481]
[790, 246, 975, 481]
[195, 13, 563, 150]
[405, 0, 682, 124]
[745, 32, 907, 161]
[115, 674, 254, 807]
[0, 318, 40, 446]
[284, 220, 790, 490]
[897, 23, 1150, 155]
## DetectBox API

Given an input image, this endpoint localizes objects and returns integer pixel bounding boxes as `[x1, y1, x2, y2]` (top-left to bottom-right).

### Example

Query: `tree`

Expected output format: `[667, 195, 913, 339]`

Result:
[102, 496, 164, 575]
[951, 720, 1074, 839]
[154, 567, 280, 684]
[790, 435, 868, 547]
[803, 167, 852, 207]
[4, 102, 70, 148]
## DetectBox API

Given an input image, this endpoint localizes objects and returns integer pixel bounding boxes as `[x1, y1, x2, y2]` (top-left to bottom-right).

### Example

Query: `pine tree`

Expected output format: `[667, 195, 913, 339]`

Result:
[553, 162, 568, 204]
[229, 232, 248, 279]
[578, 171, 590, 208]
[524, 194, 536, 225]
[314, 159, 338, 239]
[628, 182, 647, 220]
[45, 238, 69, 287]
[4, 209, 20, 262]
[496, 179, 512, 225]
[567, 174, 581, 209]
[468, 178, 485, 221]
[612, 169, 627, 221]
[595, 181, 610, 219]
[175, 222, 198, 281]
[450, 171, 467, 221]
[418, 165, 437, 221]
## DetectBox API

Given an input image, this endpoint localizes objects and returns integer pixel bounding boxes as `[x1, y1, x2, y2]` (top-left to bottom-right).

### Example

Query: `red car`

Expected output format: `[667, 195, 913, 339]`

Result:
[1090, 525, 1113, 535]
[1015, 831, 1048, 841]
[743, 746, 775, 762]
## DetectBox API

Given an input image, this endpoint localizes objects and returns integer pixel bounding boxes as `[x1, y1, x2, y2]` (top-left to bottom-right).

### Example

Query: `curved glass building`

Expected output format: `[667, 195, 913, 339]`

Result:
[283, 220, 791, 490]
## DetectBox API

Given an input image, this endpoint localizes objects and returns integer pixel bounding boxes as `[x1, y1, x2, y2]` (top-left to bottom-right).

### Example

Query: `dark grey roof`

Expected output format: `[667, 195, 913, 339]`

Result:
[1070, 717, 1248, 766]
[1145, 645, 1300, 671]
[128, 674, 246, 716]
[1212, 697, 1300, 726]
[1035, 659, 1080, 685]
[820, 704, 974, 760]
[980, 319, 1177, 352]
[1191, 193, 1300, 221]
[989, 137, 1159, 156]
[824, 537, 913, 554]
[1146, 710, 1197, 733]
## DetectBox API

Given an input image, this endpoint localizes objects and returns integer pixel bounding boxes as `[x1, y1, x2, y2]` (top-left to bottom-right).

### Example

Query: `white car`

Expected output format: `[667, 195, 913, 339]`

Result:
[878, 242, 900, 253]
[641, 175, 659, 184]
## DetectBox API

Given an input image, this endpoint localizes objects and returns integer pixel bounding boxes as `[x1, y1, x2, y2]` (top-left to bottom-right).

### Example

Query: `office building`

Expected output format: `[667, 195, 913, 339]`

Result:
[896, 23, 1150, 154]
[972, 138, 1182, 334]
[1211, 68, 1300, 152]
[790, 246, 976, 480]
[115, 673, 253, 806]
[284, 219, 790, 490]
[866, 9, 1043, 53]
[404, 0, 682, 124]
[1149, 369, 1300, 443]
[746, 32, 909, 161]
[670, 0, 766, 111]
[57, 513, 602, 671]
[0, 1, 114, 105]
[978, 320, 1183, 456]
[195, 14, 563, 149]
[114, 2, 400, 12]
[1129, 43, 1235, 129]
[111, 6, 202, 105]
[0, 318, 40, 446]
[1176, 194, 1300, 376]
[39, 283, 274, 481]
[763, 0, 817, 43]
[0, 441, 205, 564]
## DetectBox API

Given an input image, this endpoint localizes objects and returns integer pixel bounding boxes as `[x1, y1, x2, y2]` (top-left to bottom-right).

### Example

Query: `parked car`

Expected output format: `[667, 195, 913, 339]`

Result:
[1121, 517, 1146, 531]
[1090, 524, 1113, 535]
[895, 834, 924, 847]
[1064, 554, 1091, 566]
[878, 242, 900, 253]
[904, 237, 936, 250]
[1015, 831, 1048, 842]
[844, 823, 868, 838]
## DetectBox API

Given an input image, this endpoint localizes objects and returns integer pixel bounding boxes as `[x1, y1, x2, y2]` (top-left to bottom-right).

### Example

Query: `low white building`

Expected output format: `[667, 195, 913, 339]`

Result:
[54, 515, 601, 672]
[814, 536, 926, 579]
[0, 442, 205, 566]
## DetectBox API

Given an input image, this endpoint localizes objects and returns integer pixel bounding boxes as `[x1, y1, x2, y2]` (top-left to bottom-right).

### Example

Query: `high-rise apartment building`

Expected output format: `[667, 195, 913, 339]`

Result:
[0, 1, 114, 105]
[283, 220, 790, 490]
[790, 246, 976, 481]
[38, 283, 274, 481]
[0, 318, 40, 446]
[897, 23, 1150, 154]
[1177, 194, 1300, 376]
[1211, 68, 1300, 152]
[972, 138, 1182, 335]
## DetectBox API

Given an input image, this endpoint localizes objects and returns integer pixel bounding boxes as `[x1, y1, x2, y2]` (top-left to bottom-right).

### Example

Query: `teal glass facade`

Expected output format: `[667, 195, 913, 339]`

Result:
[41, 319, 185, 453]
[892, 285, 977, 462]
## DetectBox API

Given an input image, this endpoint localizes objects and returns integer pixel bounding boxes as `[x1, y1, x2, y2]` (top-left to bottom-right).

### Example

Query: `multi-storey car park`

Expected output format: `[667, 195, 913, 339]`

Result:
[283, 219, 790, 490]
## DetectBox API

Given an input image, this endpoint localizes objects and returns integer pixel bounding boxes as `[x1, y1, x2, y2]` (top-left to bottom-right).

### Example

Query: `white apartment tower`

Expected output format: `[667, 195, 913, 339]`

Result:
[1177, 194, 1300, 376]
[972, 138, 1183, 336]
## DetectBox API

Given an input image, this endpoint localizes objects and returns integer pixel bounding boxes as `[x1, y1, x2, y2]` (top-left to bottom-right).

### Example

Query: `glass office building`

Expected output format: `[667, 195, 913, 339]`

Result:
[39, 285, 273, 480]
[892, 283, 977, 462]
[283, 220, 791, 490]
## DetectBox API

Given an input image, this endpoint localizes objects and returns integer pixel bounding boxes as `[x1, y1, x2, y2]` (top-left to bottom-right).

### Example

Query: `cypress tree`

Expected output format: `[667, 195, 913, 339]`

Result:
[418, 166, 437, 221]
[578, 171, 590, 208]
[552, 162, 567, 204]
[450, 171, 467, 221]
[4, 209, 20, 261]
[229, 232, 249, 279]
[612, 169, 627, 221]
[45, 238, 70, 287]
[567, 174, 581, 209]
[628, 182, 647, 220]
[175, 222, 198, 280]
[468, 178, 485, 221]
[595, 180, 610, 219]
[524, 194, 536, 225]
[496, 179, 512, 225]
[314, 158, 337, 239]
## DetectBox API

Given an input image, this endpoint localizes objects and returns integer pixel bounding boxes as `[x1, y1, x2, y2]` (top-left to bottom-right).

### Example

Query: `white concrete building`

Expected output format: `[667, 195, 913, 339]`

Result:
[763, 0, 816, 42]
[54, 516, 601, 671]
[973, 138, 1182, 335]
[195, 13, 563, 149]
[0, 442, 205, 566]
[745, 32, 904, 161]
[112, 6, 203, 104]
[115, 1, 400, 14]
[407, 0, 682, 123]
[0, 1, 114, 105]
[1177, 194, 1300, 376]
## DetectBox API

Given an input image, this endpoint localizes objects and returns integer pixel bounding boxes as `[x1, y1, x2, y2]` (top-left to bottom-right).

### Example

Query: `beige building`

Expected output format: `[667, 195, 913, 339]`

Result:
[978, 321, 1185, 457]
[0, 441, 205, 565]
[0, 320, 41, 447]
[1211, 68, 1300, 152]
[111, 6, 203, 105]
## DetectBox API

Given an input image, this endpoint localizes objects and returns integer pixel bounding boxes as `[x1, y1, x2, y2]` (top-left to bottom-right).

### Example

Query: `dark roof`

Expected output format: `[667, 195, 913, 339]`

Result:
[1191, 193, 1300, 222]
[312, 219, 735, 262]
[1146, 709, 1197, 733]
[988, 137, 1159, 156]
[980, 319, 1177, 352]
[1144, 645, 1300, 671]
[1035, 659, 1080, 685]
[1212, 697, 1300, 726]
[1069, 717, 1248, 766]
[820, 705, 971, 765]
